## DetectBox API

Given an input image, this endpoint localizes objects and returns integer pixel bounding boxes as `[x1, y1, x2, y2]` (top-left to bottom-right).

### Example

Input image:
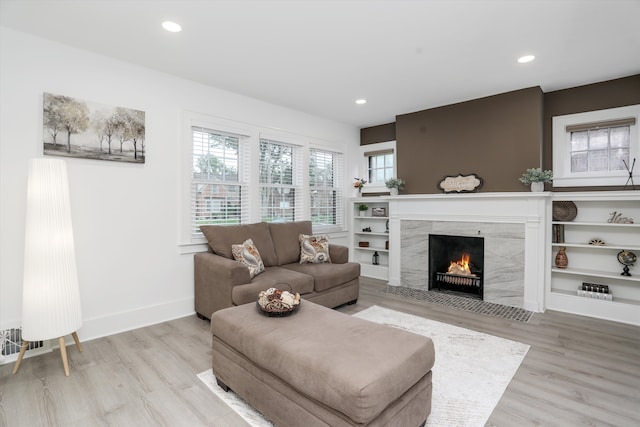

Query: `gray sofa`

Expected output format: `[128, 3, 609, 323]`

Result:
[194, 220, 360, 319]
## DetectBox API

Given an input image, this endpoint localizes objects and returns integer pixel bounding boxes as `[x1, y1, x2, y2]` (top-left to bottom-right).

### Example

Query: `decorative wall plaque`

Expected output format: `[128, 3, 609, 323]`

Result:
[437, 173, 483, 193]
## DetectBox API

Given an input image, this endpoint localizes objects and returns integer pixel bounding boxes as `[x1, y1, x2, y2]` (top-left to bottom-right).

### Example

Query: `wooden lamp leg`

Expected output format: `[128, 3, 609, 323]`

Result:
[12, 332, 82, 377]
[59, 337, 70, 376]
[12, 340, 30, 375]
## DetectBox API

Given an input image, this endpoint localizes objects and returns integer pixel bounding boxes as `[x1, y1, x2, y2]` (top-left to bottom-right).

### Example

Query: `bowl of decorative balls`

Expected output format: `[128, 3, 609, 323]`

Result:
[257, 287, 301, 317]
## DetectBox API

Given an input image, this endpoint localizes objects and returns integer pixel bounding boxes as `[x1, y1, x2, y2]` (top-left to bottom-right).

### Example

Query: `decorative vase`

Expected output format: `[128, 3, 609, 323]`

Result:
[530, 181, 544, 192]
[359, 211, 367, 217]
[389, 187, 399, 196]
[555, 247, 568, 269]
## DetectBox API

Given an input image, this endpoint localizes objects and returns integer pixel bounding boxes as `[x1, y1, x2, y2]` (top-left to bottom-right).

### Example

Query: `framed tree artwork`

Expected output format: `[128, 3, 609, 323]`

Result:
[43, 92, 146, 163]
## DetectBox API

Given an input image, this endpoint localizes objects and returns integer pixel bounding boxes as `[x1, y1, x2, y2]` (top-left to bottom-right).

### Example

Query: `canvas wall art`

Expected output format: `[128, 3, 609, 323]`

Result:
[43, 93, 146, 163]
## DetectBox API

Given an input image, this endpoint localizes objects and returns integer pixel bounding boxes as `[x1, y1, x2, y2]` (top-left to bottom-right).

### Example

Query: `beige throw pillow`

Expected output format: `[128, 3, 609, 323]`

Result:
[299, 234, 332, 264]
[232, 238, 265, 278]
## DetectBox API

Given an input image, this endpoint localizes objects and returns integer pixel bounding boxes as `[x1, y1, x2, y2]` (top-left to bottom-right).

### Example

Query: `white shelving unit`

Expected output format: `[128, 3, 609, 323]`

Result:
[547, 191, 640, 325]
[351, 198, 390, 280]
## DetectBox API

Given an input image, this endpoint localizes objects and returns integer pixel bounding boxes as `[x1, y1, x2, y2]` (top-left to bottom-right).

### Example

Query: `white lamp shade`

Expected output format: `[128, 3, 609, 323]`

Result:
[22, 158, 82, 341]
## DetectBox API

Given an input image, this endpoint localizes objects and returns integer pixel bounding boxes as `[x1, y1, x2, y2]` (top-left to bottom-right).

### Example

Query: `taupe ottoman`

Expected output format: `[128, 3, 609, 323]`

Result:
[211, 300, 435, 426]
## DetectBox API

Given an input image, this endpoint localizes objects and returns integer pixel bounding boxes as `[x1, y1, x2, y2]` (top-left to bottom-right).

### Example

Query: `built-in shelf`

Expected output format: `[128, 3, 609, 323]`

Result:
[547, 191, 640, 326]
[351, 198, 390, 281]
[551, 267, 640, 282]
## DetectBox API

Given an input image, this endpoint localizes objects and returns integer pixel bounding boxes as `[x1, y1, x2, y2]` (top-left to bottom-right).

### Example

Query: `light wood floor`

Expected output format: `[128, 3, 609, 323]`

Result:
[1, 278, 639, 426]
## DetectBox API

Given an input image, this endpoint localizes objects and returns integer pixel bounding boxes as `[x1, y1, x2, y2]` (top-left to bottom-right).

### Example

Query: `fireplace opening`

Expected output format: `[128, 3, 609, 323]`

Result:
[428, 234, 484, 299]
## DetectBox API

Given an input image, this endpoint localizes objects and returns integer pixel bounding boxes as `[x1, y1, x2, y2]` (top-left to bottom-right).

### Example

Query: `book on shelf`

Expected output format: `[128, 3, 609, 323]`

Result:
[581, 282, 609, 293]
[576, 289, 613, 301]
[552, 224, 565, 243]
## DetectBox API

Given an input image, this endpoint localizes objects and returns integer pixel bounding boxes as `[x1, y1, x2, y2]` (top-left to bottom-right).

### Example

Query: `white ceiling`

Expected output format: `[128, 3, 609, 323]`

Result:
[1, 0, 639, 128]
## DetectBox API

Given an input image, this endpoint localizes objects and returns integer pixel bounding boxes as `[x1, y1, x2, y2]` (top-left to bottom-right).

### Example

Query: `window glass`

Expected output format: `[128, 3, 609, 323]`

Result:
[310, 148, 342, 228]
[570, 125, 631, 173]
[259, 139, 297, 223]
[191, 128, 243, 233]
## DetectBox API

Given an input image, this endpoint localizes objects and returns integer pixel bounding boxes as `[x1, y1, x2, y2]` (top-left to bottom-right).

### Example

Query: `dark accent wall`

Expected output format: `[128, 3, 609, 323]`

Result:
[543, 75, 640, 192]
[395, 87, 543, 193]
[360, 122, 396, 145]
[361, 74, 640, 194]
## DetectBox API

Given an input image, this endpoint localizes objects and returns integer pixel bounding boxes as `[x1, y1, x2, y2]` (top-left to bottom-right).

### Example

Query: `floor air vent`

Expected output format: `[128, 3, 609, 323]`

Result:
[1, 328, 44, 356]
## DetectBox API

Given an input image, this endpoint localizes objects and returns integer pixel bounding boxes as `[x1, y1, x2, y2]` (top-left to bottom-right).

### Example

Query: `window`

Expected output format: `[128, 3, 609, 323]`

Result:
[553, 105, 639, 187]
[191, 127, 246, 235]
[367, 150, 394, 184]
[309, 148, 343, 230]
[358, 141, 397, 193]
[259, 139, 301, 222]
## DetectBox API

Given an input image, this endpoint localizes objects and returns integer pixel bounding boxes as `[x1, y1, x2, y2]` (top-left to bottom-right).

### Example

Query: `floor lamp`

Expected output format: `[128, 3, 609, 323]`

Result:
[13, 158, 83, 377]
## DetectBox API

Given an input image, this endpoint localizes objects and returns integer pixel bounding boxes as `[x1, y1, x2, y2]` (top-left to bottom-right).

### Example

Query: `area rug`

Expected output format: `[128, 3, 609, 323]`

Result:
[198, 305, 530, 427]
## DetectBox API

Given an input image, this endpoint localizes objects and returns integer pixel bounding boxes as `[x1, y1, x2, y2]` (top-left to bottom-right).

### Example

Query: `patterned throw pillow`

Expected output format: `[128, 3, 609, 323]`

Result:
[231, 239, 265, 278]
[299, 234, 332, 264]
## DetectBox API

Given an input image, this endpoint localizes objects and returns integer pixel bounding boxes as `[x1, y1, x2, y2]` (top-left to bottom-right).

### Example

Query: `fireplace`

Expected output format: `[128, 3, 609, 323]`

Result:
[428, 234, 484, 299]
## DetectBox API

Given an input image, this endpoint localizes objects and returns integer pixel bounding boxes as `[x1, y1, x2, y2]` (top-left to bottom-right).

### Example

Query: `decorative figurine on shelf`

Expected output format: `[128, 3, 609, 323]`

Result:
[608, 211, 634, 224]
[372, 251, 380, 265]
[362, 227, 371, 232]
[555, 247, 568, 269]
[623, 158, 635, 190]
[617, 250, 636, 276]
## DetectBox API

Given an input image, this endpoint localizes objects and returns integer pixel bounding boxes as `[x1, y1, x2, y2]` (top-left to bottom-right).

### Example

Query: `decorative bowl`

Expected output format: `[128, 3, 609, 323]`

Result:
[553, 201, 578, 222]
[257, 288, 301, 317]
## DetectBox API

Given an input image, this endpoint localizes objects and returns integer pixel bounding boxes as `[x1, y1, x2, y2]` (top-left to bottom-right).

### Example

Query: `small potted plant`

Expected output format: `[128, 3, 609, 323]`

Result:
[385, 177, 405, 195]
[519, 168, 553, 192]
[358, 204, 369, 216]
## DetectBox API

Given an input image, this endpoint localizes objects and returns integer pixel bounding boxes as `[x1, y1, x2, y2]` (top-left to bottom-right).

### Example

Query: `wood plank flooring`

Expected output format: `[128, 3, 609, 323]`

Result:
[1, 277, 639, 426]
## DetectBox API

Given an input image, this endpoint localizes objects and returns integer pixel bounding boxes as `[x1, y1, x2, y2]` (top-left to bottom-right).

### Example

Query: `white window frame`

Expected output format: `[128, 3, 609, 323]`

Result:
[553, 105, 639, 187]
[359, 140, 397, 194]
[309, 146, 344, 233]
[180, 112, 254, 247]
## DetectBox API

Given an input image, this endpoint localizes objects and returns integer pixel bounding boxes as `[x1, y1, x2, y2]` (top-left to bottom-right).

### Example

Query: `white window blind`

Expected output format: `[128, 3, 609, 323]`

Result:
[309, 148, 343, 230]
[259, 139, 302, 223]
[191, 127, 249, 237]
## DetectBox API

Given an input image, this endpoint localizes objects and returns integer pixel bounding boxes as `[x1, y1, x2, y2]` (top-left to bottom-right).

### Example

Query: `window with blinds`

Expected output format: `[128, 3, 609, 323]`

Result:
[309, 148, 343, 229]
[552, 105, 639, 187]
[259, 139, 301, 223]
[191, 127, 248, 235]
[568, 118, 634, 173]
[366, 149, 394, 184]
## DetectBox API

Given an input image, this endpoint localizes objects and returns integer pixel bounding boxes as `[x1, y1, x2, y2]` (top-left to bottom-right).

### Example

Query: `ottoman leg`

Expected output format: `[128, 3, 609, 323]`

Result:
[216, 377, 230, 392]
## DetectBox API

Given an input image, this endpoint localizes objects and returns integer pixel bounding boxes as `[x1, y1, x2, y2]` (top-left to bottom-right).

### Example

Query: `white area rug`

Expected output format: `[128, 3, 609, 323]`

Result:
[198, 305, 530, 427]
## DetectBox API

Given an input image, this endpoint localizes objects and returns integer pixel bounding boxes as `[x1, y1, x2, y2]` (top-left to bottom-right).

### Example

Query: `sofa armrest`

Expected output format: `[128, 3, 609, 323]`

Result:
[329, 244, 349, 264]
[194, 252, 252, 318]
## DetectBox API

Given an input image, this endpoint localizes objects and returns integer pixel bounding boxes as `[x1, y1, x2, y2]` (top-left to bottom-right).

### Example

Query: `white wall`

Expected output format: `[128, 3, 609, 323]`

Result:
[0, 27, 360, 344]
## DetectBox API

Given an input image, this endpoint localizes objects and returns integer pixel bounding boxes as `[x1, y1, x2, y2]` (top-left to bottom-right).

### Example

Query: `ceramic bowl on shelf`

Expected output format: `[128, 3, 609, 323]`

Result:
[553, 201, 578, 221]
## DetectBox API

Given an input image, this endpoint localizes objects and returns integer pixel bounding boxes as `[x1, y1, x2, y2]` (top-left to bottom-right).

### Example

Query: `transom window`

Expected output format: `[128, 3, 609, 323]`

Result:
[569, 122, 631, 173]
[367, 149, 394, 184]
[191, 127, 244, 233]
[552, 105, 639, 187]
[309, 148, 343, 229]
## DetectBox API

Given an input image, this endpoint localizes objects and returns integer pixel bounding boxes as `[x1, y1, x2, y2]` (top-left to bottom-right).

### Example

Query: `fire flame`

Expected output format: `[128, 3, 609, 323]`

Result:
[447, 254, 475, 276]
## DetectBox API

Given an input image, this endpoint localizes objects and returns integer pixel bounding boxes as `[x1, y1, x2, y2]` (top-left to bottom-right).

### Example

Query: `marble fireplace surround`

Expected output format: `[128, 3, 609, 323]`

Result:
[387, 193, 551, 312]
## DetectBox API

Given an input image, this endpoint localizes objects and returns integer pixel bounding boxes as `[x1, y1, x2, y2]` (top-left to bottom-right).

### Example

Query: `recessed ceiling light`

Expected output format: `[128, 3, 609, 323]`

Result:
[517, 55, 535, 64]
[355, 99, 367, 105]
[162, 21, 182, 33]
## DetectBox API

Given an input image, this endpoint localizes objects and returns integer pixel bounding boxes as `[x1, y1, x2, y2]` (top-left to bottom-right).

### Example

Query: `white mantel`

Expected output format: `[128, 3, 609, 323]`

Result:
[387, 192, 551, 312]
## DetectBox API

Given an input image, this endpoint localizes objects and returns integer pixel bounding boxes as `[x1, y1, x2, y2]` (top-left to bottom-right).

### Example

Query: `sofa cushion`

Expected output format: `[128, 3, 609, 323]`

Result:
[231, 266, 315, 305]
[269, 221, 312, 265]
[299, 234, 331, 264]
[231, 239, 265, 278]
[201, 222, 278, 267]
[282, 262, 360, 293]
